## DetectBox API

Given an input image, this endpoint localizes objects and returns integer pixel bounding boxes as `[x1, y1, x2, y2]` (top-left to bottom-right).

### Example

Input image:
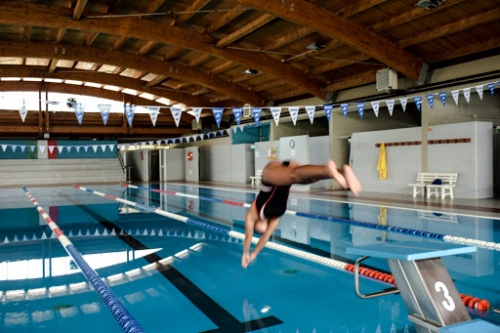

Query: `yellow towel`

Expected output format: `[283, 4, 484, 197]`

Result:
[377, 143, 387, 180]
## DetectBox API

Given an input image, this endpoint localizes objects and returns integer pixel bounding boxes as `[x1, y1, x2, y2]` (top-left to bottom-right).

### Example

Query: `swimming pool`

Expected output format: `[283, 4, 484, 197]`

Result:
[0, 184, 499, 332]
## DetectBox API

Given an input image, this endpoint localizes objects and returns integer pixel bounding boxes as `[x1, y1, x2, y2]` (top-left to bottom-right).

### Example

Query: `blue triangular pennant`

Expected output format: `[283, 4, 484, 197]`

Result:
[323, 104, 333, 122]
[356, 102, 364, 119]
[426, 94, 434, 109]
[439, 92, 447, 106]
[341, 104, 348, 118]
[124, 104, 136, 127]
[488, 83, 494, 96]
[414, 96, 422, 112]
[251, 108, 262, 126]
[211, 107, 224, 128]
[232, 107, 243, 125]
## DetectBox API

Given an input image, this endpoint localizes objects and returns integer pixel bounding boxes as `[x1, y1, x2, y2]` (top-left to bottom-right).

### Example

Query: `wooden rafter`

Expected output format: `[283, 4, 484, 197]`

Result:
[216, 13, 275, 48]
[175, 0, 212, 25]
[205, 5, 247, 34]
[0, 2, 326, 99]
[0, 41, 265, 106]
[73, 0, 89, 20]
[235, 0, 425, 81]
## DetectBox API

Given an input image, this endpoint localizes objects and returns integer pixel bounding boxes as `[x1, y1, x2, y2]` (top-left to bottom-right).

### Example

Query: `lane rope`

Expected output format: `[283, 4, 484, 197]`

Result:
[122, 183, 500, 252]
[22, 186, 146, 333]
[77, 184, 497, 313]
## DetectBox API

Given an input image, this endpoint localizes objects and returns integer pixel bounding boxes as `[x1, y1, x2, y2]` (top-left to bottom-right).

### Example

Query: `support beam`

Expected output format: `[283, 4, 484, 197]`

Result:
[73, 0, 89, 20]
[0, 2, 326, 99]
[236, 0, 425, 81]
[0, 41, 266, 106]
[216, 13, 275, 48]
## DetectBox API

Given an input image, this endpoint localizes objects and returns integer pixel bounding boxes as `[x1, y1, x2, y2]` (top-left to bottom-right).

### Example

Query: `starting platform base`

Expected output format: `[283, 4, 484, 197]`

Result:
[439, 319, 500, 333]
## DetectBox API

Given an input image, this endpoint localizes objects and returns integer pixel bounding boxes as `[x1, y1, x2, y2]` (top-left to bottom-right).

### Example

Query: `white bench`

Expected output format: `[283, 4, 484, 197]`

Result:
[409, 172, 458, 199]
[249, 169, 263, 187]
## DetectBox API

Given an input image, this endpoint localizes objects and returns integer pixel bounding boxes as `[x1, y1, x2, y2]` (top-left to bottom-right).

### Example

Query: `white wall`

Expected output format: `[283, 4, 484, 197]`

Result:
[231, 144, 254, 184]
[309, 136, 331, 190]
[200, 145, 231, 183]
[350, 121, 493, 198]
[164, 148, 185, 181]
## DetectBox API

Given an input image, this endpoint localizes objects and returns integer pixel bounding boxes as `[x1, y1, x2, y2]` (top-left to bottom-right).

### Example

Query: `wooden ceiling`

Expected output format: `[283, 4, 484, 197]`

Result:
[0, 0, 499, 140]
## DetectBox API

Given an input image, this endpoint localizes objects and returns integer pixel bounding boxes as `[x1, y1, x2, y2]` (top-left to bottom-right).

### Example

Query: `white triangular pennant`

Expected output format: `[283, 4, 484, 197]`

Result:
[1, 144, 7, 152]
[463, 88, 471, 103]
[192, 107, 203, 124]
[305, 106, 315, 124]
[39, 145, 46, 154]
[171, 107, 183, 127]
[400, 98, 407, 111]
[270, 107, 281, 126]
[475, 85, 484, 100]
[371, 101, 380, 117]
[452, 90, 460, 105]
[100, 144, 107, 152]
[74, 103, 85, 125]
[98, 104, 112, 126]
[19, 99, 28, 122]
[148, 107, 160, 127]
[83, 145, 89, 153]
[92, 145, 98, 153]
[288, 106, 299, 125]
[108, 144, 114, 152]
[385, 100, 394, 116]
[57, 146, 64, 154]
[48, 146, 55, 154]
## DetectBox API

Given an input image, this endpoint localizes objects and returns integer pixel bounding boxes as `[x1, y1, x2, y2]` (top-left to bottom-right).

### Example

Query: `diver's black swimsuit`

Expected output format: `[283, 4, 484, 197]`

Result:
[253, 162, 291, 218]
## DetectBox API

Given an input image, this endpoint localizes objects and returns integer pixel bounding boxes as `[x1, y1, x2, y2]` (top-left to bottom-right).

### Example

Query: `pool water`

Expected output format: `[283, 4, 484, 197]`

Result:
[0, 184, 499, 332]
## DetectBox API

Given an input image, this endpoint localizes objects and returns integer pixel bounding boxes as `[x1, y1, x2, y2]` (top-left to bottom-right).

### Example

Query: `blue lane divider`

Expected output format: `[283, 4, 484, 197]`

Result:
[23, 186, 146, 333]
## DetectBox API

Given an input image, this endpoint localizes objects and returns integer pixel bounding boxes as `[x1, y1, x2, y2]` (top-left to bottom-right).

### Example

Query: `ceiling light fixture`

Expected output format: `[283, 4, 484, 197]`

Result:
[415, 0, 445, 9]
[244, 69, 258, 75]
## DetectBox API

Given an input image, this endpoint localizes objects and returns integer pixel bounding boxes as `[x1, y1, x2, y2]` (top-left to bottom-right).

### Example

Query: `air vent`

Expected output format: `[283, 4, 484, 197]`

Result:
[376, 68, 398, 92]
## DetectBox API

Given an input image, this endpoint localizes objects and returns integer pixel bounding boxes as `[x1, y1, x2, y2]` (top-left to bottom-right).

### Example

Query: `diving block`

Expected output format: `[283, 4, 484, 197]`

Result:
[347, 241, 477, 333]
[439, 319, 500, 332]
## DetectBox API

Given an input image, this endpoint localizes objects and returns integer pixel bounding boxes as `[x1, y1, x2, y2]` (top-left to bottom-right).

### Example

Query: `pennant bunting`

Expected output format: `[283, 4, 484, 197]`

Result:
[270, 107, 282, 126]
[39, 145, 46, 154]
[124, 104, 136, 127]
[57, 146, 64, 154]
[147, 107, 161, 127]
[341, 104, 348, 118]
[426, 94, 434, 109]
[29, 145, 36, 152]
[75, 146, 81, 153]
[475, 85, 484, 100]
[439, 92, 447, 106]
[323, 104, 333, 122]
[100, 144, 107, 152]
[83, 146, 89, 153]
[108, 144, 114, 152]
[305, 106, 316, 124]
[400, 98, 407, 112]
[451, 90, 460, 105]
[1, 144, 6, 152]
[171, 107, 183, 127]
[98, 104, 112, 126]
[48, 146, 55, 154]
[19, 99, 28, 122]
[463, 87, 471, 103]
[385, 100, 394, 116]
[192, 107, 203, 124]
[356, 102, 364, 119]
[288, 106, 300, 125]
[370, 101, 380, 117]
[488, 83, 495, 96]
[414, 96, 422, 112]
[125, 143, 130, 150]
[92, 145, 98, 153]
[20, 145, 26, 153]
[211, 107, 224, 128]
[251, 108, 262, 126]
[232, 107, 243, 125]
[11, 145, 17, 153]
[74, 103, 85, 125]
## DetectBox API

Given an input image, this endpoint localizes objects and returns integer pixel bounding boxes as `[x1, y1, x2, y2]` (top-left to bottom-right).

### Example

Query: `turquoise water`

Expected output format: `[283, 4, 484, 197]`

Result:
[0, 184, 499, 332]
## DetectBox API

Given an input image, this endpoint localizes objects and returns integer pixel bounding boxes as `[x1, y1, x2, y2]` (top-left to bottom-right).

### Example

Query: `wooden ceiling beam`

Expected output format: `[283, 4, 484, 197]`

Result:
[323, 69, 379, 92]
[206, 5, 247, 34]
[145, 75, 169, 88]
[0, 2, 325, 99]
[236, 0, 424, 81]
[0, 81, 160, 109]
[0, 41, 265, 106]
[0, 65, 211, 111]
[216, 13, 275, 48]
[86, 32, 99, 46]
[175, 0, 212, 25]
[189, 53, 212, 67]
[426, 36, 500, 64]
[253, 79, 287, 92]
[48, 59, 59, 74]
[398, 7, 500, 49]
[73, 0, 89, 20]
